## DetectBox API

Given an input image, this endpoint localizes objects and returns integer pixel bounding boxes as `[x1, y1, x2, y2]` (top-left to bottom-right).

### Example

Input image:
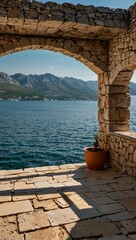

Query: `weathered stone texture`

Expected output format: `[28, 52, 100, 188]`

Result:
[0, 200, 33, 217]
[121, 219, 136, 233]
[109, 132, 136, 177]
[65, 218, 120, 238]
[0, 34, 109, 74]
[0, 0, 129, 40]
[46, 207, 79, 226]
[0, 164, 136, 240]
[18, 210, 50, 232]
[109, 5, 136, 84]
[25, 226, 72, 240]
[0, 216, 24, 240]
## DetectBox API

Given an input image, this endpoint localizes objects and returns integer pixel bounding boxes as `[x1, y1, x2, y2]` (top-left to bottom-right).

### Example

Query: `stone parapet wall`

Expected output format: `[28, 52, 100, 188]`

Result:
[0, 0, 129, 40]
[109, 132, 136, 177]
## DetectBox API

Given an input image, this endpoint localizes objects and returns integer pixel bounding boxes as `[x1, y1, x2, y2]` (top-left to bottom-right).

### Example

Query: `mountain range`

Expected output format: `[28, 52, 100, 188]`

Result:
[0, 72, 136, 100]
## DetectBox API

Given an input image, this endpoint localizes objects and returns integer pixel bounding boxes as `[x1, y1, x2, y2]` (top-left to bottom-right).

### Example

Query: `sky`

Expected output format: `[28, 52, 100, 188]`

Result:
[0, 0, 136, 82]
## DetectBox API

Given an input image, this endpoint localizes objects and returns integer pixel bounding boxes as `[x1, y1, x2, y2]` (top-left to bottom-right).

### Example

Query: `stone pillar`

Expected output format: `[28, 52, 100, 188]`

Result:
[98, 72, 109, 149]
[108, 85, 130, 131]
[98, 72, 130, 150]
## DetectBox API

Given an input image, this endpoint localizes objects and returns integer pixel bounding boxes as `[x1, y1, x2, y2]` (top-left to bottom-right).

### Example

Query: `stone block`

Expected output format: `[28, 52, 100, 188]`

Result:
[106, 211, 134, 222]
[121, 219, 136, 233]
[0, 216, 24, 240]
[18, 210, 50, 232]
[54, 197, 69, 208]
[46, 208, 79, 226]
[129, 145, 134, 154]
[33, 199, 58, 210]
[20, 38, 31, 49]
[120, 198, 136, 212]
[116, 94, 130, 108]
[119, 156, 126, 166]
[25, 226, 72, 240]
[98, 203, 125, 215]
[133, 150, 136, 163]
[94, 196, 114, 205]
[3, 43, 14, 54]
[0, 200, 33, 216]
[36, 190, 61, 200]
[0, 195, 11, 203]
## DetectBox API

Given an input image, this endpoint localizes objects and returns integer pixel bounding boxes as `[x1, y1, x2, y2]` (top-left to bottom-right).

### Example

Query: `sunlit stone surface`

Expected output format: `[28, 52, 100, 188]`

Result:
[0, 163, 136, 239]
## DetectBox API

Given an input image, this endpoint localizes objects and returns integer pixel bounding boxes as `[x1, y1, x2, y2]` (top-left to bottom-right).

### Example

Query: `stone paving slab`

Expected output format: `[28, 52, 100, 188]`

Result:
[33, 198, 58, 210]
[65, 193, 101, 219]
[0, 164, 136, 240]
[18, 210, 50, 232]
[54, 197, 70, 208]
[107, 191, 126, 200]
[121, 219, 136, 233]
[25, 226, 72, 240]
[13, 191, 36, 201]
[0, 194, 11, 202]
[105, 211, 134, 222]
[0, 200, 33, 217]
[36, 190, 62, 200]
[93, 196, 114, 205]
[0, 216, 24, 240]
[120, 198, 136, 212]
[98, 203, 126, 215]
[46, 207, 79, 226]
[65, 217, 120, 238]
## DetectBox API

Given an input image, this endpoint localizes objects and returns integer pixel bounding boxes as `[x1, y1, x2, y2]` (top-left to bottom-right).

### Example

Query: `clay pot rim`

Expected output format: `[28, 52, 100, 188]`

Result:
[84, 147, 108, 152]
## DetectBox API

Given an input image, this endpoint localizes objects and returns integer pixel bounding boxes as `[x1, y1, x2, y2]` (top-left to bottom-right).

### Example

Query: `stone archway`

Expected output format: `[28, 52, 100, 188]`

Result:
[0, 0, 136, 176]
[0, 35, 108, 74]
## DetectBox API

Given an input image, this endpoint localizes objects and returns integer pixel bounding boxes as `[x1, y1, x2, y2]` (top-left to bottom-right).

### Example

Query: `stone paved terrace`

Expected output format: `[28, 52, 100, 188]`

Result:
[0, 163, 136, 240]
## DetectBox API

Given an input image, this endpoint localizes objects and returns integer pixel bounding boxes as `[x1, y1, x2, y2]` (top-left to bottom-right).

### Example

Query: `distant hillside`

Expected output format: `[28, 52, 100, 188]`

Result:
[0, 72, 42, 100]
[0, 71, 136, 100]
[0, 72, 97, 100]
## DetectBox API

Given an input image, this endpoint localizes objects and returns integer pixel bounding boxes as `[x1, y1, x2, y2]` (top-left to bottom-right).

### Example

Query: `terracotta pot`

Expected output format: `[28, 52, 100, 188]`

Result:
[84, 147, 108, 170]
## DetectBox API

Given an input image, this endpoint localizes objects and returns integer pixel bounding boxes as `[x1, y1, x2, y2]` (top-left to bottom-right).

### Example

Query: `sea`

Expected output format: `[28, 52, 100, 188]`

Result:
[0, 96, 136, 170]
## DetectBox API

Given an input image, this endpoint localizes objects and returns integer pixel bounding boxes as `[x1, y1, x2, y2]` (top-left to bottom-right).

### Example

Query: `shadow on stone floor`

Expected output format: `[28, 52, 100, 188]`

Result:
[0, 164, 136, 239]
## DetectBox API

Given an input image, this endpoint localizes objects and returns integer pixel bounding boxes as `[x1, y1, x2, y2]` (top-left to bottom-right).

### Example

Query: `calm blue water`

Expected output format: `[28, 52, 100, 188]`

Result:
[0, 96, 136, 170]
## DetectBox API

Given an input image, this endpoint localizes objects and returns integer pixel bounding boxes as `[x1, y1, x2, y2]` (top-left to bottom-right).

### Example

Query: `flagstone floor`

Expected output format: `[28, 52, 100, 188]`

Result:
[0, 163, 136, 240]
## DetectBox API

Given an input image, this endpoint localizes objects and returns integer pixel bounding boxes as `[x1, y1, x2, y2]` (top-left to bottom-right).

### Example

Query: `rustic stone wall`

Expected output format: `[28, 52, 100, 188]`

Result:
[98, 4, 136, 176]
[0, 0, 128, 40]
[109, 4, 136, 84]
[0, 35, 108, 74]
[109, 132, 136, 177]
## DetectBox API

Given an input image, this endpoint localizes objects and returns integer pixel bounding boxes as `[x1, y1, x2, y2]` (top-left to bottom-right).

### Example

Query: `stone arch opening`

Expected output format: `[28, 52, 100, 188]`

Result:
[0, 0, 135, 175]
[0, 36, 108, 75]
[0, 48, 99, 169]
[0, 48, 97, 81]
[108, 65, 136, 132]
